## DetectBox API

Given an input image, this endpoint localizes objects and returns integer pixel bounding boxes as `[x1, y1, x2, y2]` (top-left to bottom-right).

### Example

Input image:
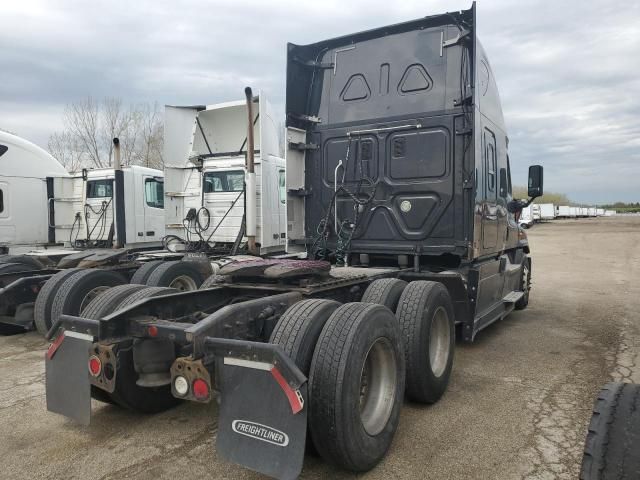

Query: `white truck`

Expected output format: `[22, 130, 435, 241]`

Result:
[163, 92, 286, 255]
[0, 130, 165, 254]
[532, 204, 542, 222]
[1, 131, 69, 254]
[557, 205, 571, 218]
[519, 205, 534, 228]
[539, 203, 556, 220]
[0, 131, 170, 333]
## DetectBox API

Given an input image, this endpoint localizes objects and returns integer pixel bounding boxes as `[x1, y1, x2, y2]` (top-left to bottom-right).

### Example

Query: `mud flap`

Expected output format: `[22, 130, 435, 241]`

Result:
[212, 340, 308, 480]
[45, 331, 93, 425]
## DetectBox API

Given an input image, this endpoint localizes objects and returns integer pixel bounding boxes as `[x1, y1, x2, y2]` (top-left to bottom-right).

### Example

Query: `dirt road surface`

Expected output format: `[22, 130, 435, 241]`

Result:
[1, 217, 638, 479]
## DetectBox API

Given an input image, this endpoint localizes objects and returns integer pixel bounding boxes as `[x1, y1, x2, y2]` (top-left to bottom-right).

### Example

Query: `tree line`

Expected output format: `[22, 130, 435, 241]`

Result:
[48, 97, 163, 172]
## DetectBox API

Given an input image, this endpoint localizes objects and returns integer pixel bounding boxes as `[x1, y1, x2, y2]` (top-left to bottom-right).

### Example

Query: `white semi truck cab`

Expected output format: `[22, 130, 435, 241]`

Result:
[163, 93, 286, 255]
[51, 165, 165, 250]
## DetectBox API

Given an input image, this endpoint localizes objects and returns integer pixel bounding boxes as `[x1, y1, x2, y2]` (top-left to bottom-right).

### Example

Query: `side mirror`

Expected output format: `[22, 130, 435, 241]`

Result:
[528, 165, 543, 198]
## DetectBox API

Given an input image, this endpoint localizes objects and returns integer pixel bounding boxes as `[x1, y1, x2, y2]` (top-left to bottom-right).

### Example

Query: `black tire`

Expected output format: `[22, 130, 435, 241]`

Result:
[108, 341, 181, 413]
[515, 258, 531, 310]
[82, 284, 148, 320]
[145, 261, 204, 290]
[49, 269, 127, 328]
[130, 261, 164, 284]
[396, 281, 455, 404]
[581, 382, 640, 480]
[199, 274, 230, 289]
[34, 269, 82, 335]
[0, 255, 44, 270]
[0, 262, 39, 274]
[270, 299, 340, 375]
[116, 286, 178, 309]
[361, 278, 408, 312]
[309, 303, 405, 472]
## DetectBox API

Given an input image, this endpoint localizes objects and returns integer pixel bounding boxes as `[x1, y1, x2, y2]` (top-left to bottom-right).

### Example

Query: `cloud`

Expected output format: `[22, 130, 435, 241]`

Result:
[1, 0, 638, 203]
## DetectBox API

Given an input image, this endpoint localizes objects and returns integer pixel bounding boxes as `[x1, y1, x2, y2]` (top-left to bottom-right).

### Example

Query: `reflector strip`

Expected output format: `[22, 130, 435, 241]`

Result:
[270, 367, 304, 415]
[224, 357, 272, 371]
[46, 332, 65, 360]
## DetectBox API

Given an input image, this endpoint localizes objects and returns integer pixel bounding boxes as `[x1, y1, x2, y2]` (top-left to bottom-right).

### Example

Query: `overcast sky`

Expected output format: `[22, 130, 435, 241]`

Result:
[1, 0, 638, 203]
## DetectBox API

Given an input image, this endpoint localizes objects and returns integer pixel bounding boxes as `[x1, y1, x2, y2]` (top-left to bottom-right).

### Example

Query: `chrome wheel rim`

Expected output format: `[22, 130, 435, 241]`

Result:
[359, 337, 397, 436]
[429, 306, 451, 378]
[169, 275, 198, 291]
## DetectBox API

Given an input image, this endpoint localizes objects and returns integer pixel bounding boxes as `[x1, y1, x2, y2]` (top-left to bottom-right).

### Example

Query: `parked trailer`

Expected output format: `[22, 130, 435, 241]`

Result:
[45, 5, 543, 479]
[557, 205, 571, 218]
[539, 203, 555, 220]
[588, 207, 597, 217]
[596, 208, 605, 216]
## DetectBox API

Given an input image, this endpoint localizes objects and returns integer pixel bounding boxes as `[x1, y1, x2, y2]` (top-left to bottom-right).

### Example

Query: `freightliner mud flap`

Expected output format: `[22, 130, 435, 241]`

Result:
[45, 330, 93, 425]
[205, 338, 308, 480]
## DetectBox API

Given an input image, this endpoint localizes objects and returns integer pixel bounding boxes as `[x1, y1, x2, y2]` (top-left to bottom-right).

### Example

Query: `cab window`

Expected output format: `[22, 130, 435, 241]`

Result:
[86, 179, 113, 198]
[203, 171, 244, 193]
[145, 178, 164, 209]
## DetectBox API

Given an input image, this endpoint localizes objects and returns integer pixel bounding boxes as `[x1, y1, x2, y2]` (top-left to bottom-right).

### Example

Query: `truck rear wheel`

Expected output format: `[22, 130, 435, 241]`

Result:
[82, 284, 148, 320]
[581, 382, 640, 480]
[309, 303, 405, 472]
[269, 299, 340, 375]
[109, 342, 181, 413]
[49, 269, 127, 328]
[145, 261, 204, 290]
[361, 278, 408, 312]
[116, 286, 178, 309]
[396, 281, 455, 404]
[515, 259, 531, 310]
[34, 269, 81, 335]
[130, 261, 164, 284]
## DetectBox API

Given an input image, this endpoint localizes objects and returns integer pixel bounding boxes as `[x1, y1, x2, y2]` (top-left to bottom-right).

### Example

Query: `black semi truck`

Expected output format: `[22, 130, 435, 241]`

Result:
[44, 4, 543, 479]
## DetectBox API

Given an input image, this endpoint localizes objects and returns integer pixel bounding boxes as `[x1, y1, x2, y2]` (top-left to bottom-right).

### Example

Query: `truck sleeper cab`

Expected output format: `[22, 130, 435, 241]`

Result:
[163, 95, 286, 255]
[44, 4, 543, 479]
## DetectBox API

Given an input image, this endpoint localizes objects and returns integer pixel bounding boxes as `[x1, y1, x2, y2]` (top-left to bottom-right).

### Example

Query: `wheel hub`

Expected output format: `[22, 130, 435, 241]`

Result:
[429, 306, 451, 378]
[359, 337, 397, 436]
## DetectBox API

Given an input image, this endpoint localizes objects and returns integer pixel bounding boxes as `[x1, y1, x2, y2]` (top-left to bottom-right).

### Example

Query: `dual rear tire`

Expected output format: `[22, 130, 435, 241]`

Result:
[269, 278, 455, 472]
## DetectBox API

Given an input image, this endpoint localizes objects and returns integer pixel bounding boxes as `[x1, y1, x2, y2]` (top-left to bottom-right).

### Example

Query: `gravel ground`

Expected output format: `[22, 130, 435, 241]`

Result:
[1, 216, 638, 479]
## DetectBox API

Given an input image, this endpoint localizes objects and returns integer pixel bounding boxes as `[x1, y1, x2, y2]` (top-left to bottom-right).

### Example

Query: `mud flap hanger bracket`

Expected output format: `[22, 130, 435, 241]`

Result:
[204, 337, 306, 397]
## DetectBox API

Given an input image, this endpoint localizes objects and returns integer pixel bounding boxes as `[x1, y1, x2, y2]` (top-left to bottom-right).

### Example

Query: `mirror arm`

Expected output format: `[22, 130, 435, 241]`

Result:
[508, 197, 537, 214]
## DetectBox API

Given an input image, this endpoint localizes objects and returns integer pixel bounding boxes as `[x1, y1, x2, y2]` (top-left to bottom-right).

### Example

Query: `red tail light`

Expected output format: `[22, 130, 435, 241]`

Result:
[192, 379, 210, 400]
[88, 355, 102, 377]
